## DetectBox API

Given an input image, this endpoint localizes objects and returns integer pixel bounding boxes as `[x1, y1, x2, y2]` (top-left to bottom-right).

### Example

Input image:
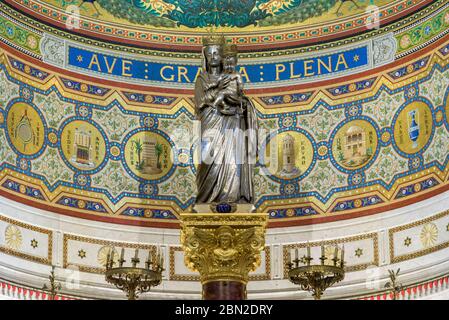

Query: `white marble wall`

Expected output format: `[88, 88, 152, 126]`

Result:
[0, 190, 449, 300]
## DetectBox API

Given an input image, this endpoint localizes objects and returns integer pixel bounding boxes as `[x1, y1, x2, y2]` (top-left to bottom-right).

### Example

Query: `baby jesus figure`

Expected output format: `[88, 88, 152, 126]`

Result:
[212, 44, 244, 115]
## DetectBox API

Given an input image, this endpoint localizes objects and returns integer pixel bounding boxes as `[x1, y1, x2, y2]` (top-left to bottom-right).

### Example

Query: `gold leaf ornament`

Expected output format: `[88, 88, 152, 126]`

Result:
[420, 223, 438, 248]
[97, 246, 119, 267]
[4, 225, 23, 250]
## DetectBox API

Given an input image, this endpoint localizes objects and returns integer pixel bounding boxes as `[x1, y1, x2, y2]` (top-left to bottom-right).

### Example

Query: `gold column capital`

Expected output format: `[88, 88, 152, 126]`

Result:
[180, 213, 268, 284]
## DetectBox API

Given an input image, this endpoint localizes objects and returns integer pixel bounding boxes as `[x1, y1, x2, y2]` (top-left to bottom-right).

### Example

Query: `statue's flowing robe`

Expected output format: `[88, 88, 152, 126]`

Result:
[195, 71, 258, 204]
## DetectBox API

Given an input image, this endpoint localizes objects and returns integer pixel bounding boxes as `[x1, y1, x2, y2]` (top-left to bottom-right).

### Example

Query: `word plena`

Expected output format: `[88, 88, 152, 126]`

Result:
[69, 45, 368, 84]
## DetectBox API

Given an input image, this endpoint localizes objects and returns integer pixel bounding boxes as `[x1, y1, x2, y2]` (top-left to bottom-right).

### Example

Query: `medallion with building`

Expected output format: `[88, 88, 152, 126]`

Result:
[264, 131, 313, 179]
[332, 120, 378, 170]
[124, 131, 172, 180]
[61, 121, 106, 170]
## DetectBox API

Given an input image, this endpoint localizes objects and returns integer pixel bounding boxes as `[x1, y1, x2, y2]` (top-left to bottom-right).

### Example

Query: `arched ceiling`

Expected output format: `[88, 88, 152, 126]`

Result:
[0, 0, 449, 301]
[4, 0, 431, 50]
[0, 0, 448, 228]
[43, 0, 390, 29]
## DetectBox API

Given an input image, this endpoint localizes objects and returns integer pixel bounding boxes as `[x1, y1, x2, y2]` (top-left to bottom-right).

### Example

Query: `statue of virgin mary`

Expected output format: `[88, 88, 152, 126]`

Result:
[194, 36, 258, 208]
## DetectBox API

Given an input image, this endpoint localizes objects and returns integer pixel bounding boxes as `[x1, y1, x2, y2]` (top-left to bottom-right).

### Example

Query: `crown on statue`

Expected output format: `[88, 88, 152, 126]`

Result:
[223, 44, 238, 56]
[202, 30, 226, 46]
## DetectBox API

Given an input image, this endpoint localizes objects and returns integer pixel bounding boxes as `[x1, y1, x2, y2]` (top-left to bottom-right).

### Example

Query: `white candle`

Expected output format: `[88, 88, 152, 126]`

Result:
[334, 246, 338, 265]
[160, 248, 164, 268]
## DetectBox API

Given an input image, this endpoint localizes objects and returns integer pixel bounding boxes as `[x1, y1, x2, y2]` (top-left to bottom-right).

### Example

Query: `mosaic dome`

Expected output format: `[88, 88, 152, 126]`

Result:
[0, 0, 449, 301]
[0, 0, 446, 228]
[3, 0, 431, 50]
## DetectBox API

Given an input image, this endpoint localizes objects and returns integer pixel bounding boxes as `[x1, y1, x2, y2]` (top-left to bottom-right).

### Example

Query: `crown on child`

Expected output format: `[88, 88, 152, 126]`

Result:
[223, 44, 238, 56]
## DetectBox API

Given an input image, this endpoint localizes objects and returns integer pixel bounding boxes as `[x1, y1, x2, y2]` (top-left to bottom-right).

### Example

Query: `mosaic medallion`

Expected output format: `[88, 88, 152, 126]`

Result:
[6, 102, 45, 156]
[393, 101, 433, 155]
[331, 120, 378, 170]
[177, 152, 189, 164]
[0, 0, 448, 225]
[381, 131, 391, 143]
[110, 145, 121, 157]
[124, 131, 173, 181]
[445, 94, 449, 127]
[264, 131, 314, 179]
[60, 120, 107, 171]
[436, 110, 443, 123]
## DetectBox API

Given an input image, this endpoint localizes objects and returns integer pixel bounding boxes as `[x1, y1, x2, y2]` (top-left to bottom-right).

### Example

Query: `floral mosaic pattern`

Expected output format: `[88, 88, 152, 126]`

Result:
[253, 167, 280, 202]
[158, 112, 194, 150]
[32, 147, 72, 186]
[91, 161, 139, 198]
[92, 106, 139, 142]
[0, 15, 41, 55]
[419, 68, 449, 108]
[397, 8, 449, 53]
[0, 69, 19, 108]
[423, 127, 449, 166]
[34, 91, 75, 128]
[365, 146, 407, 184]
[159, 168, 195, 204]
[301, 161, 346, 198]
[258, 117, 280, 132]
[364, 90, 405, 128]
[299, 106, 344, 141]
[0, 129, 16, 165]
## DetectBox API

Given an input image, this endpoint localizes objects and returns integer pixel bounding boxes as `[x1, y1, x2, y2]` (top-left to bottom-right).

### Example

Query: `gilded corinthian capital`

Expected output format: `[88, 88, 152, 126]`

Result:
[180, 213, 268, 284]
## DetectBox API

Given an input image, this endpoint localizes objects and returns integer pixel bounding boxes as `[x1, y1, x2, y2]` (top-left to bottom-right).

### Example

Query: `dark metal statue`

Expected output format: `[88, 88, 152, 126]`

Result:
[194, 35, 258, 209]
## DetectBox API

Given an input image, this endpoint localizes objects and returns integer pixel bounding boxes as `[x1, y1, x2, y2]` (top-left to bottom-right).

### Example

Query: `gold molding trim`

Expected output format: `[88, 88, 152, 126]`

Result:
[282, 232, 379, 279]
[389, 209, 449, 263]
[62, 233, 156, 274]
[0, 214, 52, 265]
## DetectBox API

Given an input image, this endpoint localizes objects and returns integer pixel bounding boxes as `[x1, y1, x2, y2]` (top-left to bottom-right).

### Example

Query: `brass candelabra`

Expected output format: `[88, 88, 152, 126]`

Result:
[105, 247, 164, 300]
[287, 244, 345, 300]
